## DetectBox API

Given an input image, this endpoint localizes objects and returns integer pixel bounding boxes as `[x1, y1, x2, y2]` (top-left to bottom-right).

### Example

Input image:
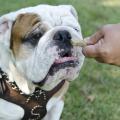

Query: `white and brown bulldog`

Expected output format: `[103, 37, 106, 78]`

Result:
[0, 5, 84, 120]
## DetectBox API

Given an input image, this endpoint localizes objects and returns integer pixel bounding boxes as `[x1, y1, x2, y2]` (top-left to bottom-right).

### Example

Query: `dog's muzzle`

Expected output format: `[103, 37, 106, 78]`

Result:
[53, 29, 78, 65]
[35, 29, 80, 86]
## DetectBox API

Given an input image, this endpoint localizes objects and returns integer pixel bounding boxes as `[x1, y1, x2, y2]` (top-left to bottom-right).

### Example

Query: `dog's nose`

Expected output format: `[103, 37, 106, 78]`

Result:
[53, 30, 72, 42]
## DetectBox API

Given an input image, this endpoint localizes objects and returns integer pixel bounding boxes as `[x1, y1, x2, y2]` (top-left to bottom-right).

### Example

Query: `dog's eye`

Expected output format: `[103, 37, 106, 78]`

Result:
[23, 32, 43, 46]
[31, 32, 42, 41]
[74, 28, 79, 32]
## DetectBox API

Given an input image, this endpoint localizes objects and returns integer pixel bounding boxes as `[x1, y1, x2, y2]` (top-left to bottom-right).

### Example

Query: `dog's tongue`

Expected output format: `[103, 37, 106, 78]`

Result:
[55, 57, 77, 64]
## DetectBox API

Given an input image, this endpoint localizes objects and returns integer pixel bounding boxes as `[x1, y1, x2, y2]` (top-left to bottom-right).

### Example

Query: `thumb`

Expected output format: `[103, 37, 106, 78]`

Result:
[82, 44, 99, 58]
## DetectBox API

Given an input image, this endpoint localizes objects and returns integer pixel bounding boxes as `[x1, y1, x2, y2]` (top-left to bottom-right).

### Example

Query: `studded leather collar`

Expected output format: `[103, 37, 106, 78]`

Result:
[0, 68, 65, 120]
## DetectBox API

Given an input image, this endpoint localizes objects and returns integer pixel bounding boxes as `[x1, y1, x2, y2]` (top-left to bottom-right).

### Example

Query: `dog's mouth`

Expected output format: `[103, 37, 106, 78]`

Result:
[35, 49, 79, 86]
[52, 49, 78, 71]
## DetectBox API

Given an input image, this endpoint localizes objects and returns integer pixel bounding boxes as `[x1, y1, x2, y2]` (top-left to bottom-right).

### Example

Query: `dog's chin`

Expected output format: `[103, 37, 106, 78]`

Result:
[50, 56, 78, 75]
[33, 55, 79, 90]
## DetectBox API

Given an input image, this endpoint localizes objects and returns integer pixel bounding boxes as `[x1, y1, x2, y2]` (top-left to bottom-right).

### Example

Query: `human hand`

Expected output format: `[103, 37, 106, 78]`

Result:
[82, 24, 120, 66]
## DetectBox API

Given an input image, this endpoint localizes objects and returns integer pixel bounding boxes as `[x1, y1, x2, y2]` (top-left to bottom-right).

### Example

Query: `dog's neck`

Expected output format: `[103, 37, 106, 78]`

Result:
[8, 63, 35, 94]
[0, 68, 66, 120]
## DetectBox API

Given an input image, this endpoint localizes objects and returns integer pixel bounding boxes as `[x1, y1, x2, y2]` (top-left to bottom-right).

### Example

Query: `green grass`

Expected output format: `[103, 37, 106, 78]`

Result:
[1, 0, 120, 120]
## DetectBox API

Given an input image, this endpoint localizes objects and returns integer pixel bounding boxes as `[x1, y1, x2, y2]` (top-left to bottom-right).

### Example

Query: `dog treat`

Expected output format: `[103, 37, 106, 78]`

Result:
[71, 39, 87, 47]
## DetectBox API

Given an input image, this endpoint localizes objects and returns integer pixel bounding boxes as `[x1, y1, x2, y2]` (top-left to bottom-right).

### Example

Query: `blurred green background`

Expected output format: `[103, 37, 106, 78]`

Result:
[1, 0, 120, 120]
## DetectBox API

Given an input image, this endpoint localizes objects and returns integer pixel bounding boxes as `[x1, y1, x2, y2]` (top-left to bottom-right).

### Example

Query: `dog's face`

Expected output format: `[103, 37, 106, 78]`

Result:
[0, 5, 84, 92]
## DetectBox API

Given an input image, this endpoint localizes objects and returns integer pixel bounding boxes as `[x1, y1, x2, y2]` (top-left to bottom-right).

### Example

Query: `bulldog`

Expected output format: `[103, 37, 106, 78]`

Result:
[0, 5, 84, 120]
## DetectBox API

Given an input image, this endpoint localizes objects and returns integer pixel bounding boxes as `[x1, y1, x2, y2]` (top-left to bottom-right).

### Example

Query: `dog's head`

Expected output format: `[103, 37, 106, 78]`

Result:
[0, 5, 84, 93]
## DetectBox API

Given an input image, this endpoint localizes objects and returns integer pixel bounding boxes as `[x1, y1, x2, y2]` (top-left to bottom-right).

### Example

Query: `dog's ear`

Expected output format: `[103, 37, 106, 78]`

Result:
[61, 5, 78, 20]
[69, 5, 78, 20]
[0, 19, 13, 48]
[0, 19, 13, 72]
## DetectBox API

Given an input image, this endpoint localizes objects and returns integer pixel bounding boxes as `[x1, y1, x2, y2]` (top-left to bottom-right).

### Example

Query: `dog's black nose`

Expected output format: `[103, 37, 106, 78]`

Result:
[53, 30, 72, 42]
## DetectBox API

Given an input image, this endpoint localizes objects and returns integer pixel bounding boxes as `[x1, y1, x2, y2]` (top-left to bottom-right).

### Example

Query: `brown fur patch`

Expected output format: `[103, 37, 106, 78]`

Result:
[10, 13, 40, 57]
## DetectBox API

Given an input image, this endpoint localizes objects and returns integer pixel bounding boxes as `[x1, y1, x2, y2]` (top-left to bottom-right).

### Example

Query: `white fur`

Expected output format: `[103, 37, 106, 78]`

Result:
[0, 5, 80, 30]
[43, 99, 64, 120]
[0, 99, 24, 120]
[0, 4, 85, 120]
[0, 5, 84, 89]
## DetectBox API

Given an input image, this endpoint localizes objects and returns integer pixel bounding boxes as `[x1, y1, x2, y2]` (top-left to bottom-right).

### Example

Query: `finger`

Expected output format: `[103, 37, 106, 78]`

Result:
[95, 57, 105, 63]
[85, 30, 104, 45]
[82, 45, 99, 58]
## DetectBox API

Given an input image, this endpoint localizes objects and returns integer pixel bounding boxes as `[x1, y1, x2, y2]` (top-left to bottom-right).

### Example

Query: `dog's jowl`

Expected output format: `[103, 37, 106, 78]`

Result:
[0, 5, 84, 120]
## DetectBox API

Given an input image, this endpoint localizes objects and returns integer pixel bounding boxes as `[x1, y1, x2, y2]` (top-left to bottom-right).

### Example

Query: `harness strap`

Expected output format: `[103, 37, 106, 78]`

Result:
[0, 68, 65, 120]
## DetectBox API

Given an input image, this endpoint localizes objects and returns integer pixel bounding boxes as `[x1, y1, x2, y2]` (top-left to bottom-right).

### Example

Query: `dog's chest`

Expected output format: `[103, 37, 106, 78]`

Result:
[0, 69, 65, 120]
